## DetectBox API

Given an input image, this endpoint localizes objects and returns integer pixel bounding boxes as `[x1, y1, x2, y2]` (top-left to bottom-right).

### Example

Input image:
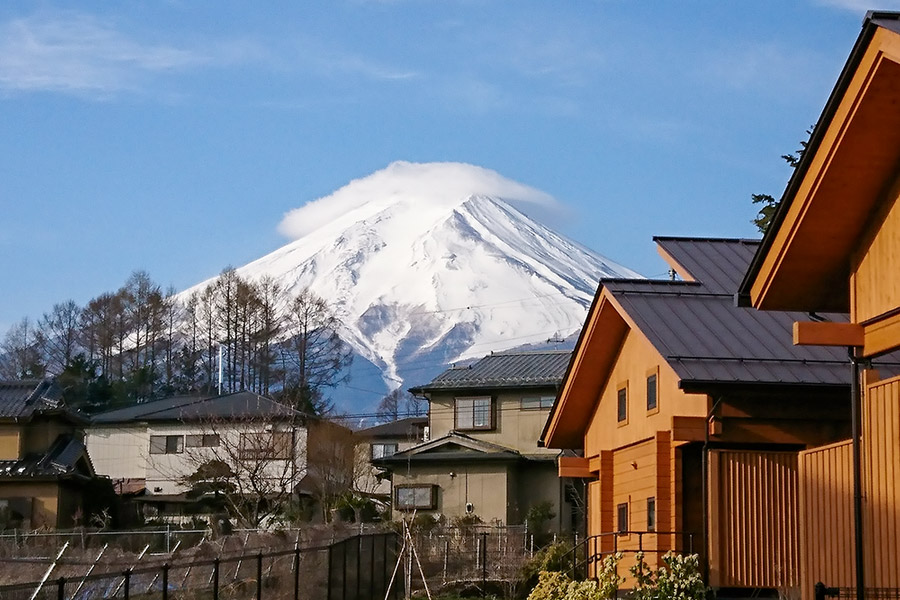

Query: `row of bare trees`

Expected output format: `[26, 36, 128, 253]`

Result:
[0, 268, 351, 414]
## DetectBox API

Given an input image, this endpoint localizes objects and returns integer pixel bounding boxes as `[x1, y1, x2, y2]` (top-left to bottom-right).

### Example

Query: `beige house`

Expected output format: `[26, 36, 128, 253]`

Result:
[87, 391, 312, 518]
[355, 416, 427, 497]
[377, 351, 578, 533]
[0, 380, 98, 528]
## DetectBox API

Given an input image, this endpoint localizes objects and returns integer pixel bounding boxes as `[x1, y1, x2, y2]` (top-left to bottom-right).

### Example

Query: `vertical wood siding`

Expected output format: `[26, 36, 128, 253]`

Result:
[799, 440, 854, 600]
[863, 376, 900, 588]
[709, 450, 799, 588]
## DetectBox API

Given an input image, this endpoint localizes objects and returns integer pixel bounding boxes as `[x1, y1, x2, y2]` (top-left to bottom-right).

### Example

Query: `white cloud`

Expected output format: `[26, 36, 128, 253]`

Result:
[814, 0, 900, 11]
[0, 12, 215, 96]
[277, 161, 558, 240]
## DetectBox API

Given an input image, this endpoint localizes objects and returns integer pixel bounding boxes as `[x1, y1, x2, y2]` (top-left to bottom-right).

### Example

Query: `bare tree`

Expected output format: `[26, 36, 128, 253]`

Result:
[36, 300, 82, 375]
[376, 388, 426, 423]
[177, 416, 307, 528]
[0, 318, 45, 379]
[280, 289, 352, 415]
[306, 421, 356, 521]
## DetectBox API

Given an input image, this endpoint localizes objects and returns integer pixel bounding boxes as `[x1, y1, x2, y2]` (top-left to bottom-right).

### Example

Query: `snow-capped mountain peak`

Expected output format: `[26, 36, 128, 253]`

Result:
[183, 161, 641, 392]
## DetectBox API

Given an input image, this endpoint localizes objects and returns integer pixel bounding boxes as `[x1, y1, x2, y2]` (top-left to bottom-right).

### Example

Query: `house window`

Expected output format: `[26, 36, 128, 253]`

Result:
[455, 397, 493, 430]
[647, 497, 656, 531]
[239, 432, 292, 460]
[617, 502, 628, 533]
[371, 443, 398, 459]
[185, 434, 220, 448]
[646, 373, 658, 412]
[617, 387, 628, 423]
[395, 485, 436, 510]
[149, 435, 183, 455]
[521, 396, 555, 410]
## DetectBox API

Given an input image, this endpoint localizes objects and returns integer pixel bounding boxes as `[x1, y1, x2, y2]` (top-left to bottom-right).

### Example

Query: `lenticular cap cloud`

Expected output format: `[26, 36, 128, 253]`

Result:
[277, 160, 558, 240]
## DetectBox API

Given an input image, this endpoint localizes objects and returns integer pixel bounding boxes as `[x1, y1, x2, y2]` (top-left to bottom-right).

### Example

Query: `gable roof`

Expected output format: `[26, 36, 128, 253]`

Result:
[0, 379, 80, 422]
[91, 391, 306, 425]
[542, 237, 881, 448]
[409, 350, 571, 394]
[374, 432, 521, 465]
[738, 12, 900, 312]
[357, 416, 428, 439]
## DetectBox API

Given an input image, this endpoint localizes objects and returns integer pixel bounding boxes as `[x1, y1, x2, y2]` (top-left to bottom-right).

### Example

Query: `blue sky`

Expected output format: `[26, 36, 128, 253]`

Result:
[1, 0, 894, 333]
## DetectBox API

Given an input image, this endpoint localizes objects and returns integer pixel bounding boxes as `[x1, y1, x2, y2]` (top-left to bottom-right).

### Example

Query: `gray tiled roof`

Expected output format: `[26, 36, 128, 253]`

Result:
[409, 350, 571, 393]
[357, 416, 427, 439]
[0, 379, 65, 419]
[602, 237, 895, 388]
[91, 391, 306, 424]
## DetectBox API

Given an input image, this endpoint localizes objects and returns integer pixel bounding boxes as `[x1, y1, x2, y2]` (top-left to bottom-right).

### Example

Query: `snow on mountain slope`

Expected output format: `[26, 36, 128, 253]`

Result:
[182, 161, 642, 391]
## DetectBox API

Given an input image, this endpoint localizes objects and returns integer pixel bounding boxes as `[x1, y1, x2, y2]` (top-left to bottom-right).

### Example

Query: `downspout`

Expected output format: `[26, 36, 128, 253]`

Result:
[849, 348, 865, 600]
[701, 396, 723, 586]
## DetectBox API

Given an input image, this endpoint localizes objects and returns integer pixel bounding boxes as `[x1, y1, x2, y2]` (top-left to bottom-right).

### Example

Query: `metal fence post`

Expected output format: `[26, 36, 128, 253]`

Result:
[56, 576, 65, 600]
[481, 531, 488, 595]
[123, 569, 131, 600]
[256, 552, 263, 600]
[213, 558, 220, 600]
[293, 547, 300, 600]
[162, 563, 169, 600]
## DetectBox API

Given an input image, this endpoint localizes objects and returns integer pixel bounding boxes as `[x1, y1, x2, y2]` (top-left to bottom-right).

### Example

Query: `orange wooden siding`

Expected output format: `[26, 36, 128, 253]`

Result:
[862, 375, 900, 588]
[709, 450, 799, 589]
[799, 440, 854, 599]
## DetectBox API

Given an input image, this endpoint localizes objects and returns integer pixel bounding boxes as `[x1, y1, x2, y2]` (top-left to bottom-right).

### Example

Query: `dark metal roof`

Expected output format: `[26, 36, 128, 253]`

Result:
[602, 238, 871, 388]
[409, 350, 571, 393]
[91, 391, 306, 424]
[357, 416, 428, 439]
[654, 237, 760, 295]
[0, 379, 67, 420]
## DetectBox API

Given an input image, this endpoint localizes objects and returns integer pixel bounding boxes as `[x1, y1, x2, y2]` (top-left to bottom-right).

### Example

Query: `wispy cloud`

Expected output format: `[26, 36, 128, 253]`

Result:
[0, 12, 216, 96]
[814, 0, 900, 11]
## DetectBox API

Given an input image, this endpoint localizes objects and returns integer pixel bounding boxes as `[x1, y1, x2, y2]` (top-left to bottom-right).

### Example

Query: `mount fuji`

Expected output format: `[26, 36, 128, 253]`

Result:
[183, 161, 641, 408]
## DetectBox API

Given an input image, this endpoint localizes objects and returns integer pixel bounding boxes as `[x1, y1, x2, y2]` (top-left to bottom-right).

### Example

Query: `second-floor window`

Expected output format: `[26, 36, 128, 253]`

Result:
[186, 434, 220, 448]
[646, 373, 658, 412]
[239, 432, 292, 460]
[149, 435, 183, 455]
[521, 396, 554, 410]
[617, 386, 628, 423]
[371, 443, 398, 459]
[455, 396, 493, 430]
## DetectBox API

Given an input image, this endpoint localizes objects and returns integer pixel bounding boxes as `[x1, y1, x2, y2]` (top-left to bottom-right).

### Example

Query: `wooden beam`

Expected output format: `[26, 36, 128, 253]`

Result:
[672, 416, 706, 442]
[558, 456, 593, 478]
[793, 321, 864, 347]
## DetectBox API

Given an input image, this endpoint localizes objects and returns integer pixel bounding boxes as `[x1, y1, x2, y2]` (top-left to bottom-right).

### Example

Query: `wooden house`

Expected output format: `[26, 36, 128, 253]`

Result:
[0, 379, 98, 528]
[738, 11, 900, 598]
[541, 237, 865, 593]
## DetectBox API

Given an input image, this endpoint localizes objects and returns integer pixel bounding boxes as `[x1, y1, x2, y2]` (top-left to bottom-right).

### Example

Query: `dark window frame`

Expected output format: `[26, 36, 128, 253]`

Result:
[371, 442, 399, 460]
[185, 434, 220, 448]
[646, 370, 658, 413]
[647, 497, 656, 531]
[520, 396, 555, 410]
[239, 431, 293, 461]
[616, 502, 629, 533]
[149, 435, 184, 455]
[395, 485, 437, 510]
[455, 396, 494, 431]
[616, 385, 628, 424]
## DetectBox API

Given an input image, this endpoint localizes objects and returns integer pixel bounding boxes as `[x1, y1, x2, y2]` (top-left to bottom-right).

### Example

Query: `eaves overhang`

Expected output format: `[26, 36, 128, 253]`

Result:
[739, 12, 900, 312]
[541, 287, 628, 450]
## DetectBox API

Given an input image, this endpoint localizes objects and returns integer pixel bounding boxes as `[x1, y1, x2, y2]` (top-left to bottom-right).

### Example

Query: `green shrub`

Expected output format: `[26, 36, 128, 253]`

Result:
[595, 552, 624, 600]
